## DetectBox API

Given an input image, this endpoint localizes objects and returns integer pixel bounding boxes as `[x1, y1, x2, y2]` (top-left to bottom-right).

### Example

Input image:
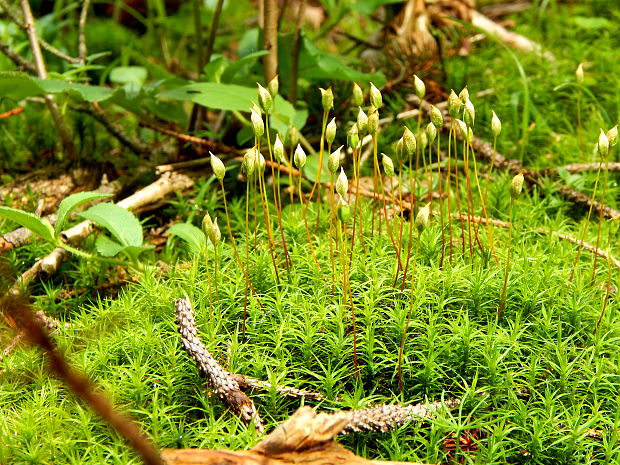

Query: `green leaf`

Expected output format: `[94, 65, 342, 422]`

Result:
[79, 203, 143, 247]
[349, 0, 403, 15]
[95, 235, 125, 257]
[55, 191, 114, 235]
[0, 71, 115, 102]
[109, 66, 148, 94]
[277, 34, 386, 87]
[303, 151, 331, 184]
[94, 236, 153, 260]
[159, 83, 307, 131]
[167, 223, 206, 255]
[220, 50, 269, 83]
[572, 16, 610, 30]
[0, 207, 55, 242]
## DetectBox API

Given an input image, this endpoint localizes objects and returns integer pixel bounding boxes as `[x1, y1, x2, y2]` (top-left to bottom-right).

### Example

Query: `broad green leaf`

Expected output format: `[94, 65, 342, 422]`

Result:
[110, 67, 148, 86]
[79, 203, 143, 247]
[572, 16, 610, 30]
[95, 236, 153, 260]
[0, 71, 115, 102]
[303, 151, 331, 184]
[55, 191, 114, 235]
[0, 207, 54, 242]
[159, 83, 306, 131]
[95, 235, 125, 257]
[277, 34, 386, 87]
[220, 50, 269, 83]
[167, 223, 206, 255]
[349, 0, 402, 15]
[159, 82, 257, 112]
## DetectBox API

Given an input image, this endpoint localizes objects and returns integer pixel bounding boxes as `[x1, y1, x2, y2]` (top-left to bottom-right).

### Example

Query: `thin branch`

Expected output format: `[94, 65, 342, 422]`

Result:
[0, 0, 82, 64]
[20, 0, 77, 160]
[75, 104, 159, 157]
[163, 405, 444, 465]
[0, 39, 36, 72]
[289, 0, 306, 103]
[262, 0, 279, 82]
[541, 162, 620, 175]
[78, 0, 91, 64]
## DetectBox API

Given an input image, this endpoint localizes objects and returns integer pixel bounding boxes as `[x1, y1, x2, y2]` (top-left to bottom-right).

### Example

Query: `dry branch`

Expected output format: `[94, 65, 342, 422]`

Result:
[174, 296, 264, 432]
[469, 10, 553, 59]
[163, 405, 439, 465]
[20, 0, 77, 160]
[541, 162, 620, 175]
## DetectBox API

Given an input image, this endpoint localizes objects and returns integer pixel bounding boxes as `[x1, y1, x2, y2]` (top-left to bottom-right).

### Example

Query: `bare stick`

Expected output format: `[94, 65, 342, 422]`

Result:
[76, 104, 159, 157]
[78, 0, 92, 64]
[1, 297, 164, 465]
[262, 0, 279, 82]
[174, 296, 264, 432]
[0, 38, 36, 72]
[20, 0, 77, 160]
[289, 0, 306, 103]
[163, 403, 455, 465]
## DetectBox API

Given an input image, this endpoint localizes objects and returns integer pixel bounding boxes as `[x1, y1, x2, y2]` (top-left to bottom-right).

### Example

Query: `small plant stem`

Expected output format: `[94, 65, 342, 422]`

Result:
[400, 123, 422, 291]
[569, 152, 604, 283]
[243, 178, 252, 333]
[265, 116, 291, 268]
[213, 243, 219, 301]
[453, 123, 466, 256]
[426, 141, 433, 224]
[479, 134, 498, 242]
[350, 144, 366, 254]
[339, 218, 359, 380]
[590, 149, 610, 282]
[498, 197, 514, 319]
[328, 173, 336, 293]
[437, 133, 446, 268]
[370, 134, 380, 239]
[376, 168, 403, 271]
[289, 0, 305, 103]
[297, 174, 321, 272]
[577, 86, 584, 159]
[394, 151, 406, 286]
[306, 110, 328, 230]
[398, 230, 420, 391]
[462, 137, 476, 262]
[219, 178, 256, 304]
[258, 167, 281, 284]
[447, 125, 454, 262]
[594, 230, 614, 335]
[253, 172, 259, 251]
[205, 248, 213, 324]
[470, 140, 496, 259]
[288, 146, 295, 204]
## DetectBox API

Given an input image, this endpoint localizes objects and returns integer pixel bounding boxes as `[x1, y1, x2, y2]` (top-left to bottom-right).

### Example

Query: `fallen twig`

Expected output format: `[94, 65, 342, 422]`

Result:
[541, 162, 620, 175]
[163, 404, 445, 465]
[174, 296, 264, 432]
